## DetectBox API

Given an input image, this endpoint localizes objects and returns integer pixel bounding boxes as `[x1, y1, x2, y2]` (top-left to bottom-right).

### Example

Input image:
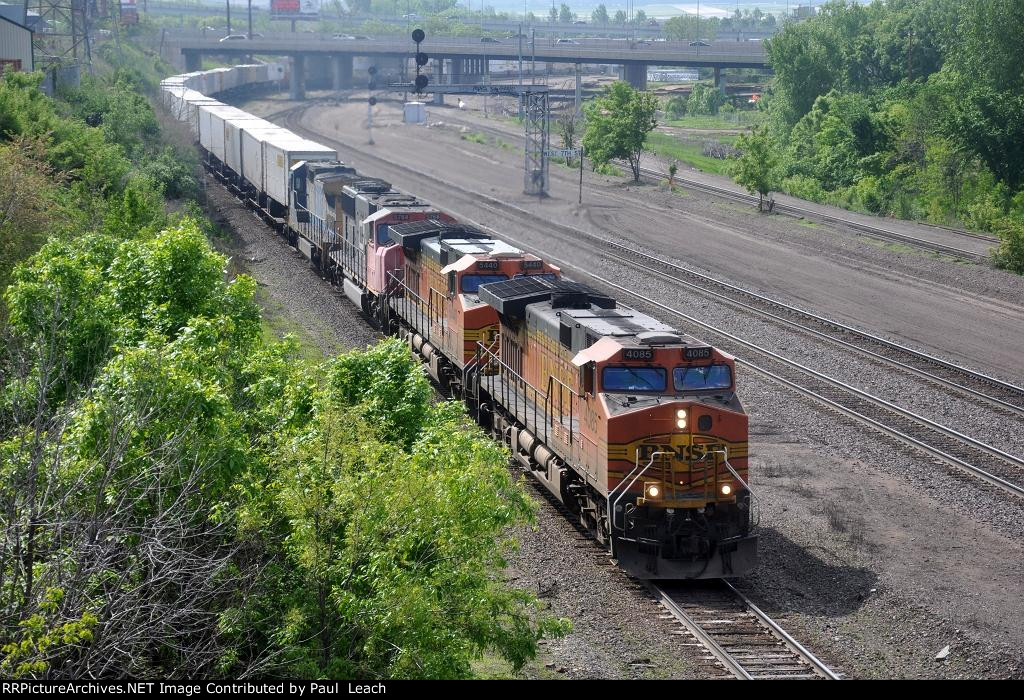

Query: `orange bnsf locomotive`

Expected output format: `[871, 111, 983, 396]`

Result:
[380, 224, 755, 579]
[471, 277, 755, 578]
[161, 63, 756, 579]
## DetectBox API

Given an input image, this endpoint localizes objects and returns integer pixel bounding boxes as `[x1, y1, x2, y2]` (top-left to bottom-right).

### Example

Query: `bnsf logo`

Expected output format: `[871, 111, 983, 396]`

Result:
[638, 443, 721, 461]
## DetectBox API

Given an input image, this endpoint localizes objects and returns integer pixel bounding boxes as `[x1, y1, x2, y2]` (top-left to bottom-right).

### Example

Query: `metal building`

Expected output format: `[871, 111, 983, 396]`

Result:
[0, 11, 33, 73]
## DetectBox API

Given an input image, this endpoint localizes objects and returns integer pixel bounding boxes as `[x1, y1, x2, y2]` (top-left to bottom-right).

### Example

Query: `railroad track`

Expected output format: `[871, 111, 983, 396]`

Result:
[281, 104, 1024, 499]
[653, 582, 841, 680]
[595, 245, 1024, 418]
[633, 166, 995, 263]
[525, 470, 840, 680]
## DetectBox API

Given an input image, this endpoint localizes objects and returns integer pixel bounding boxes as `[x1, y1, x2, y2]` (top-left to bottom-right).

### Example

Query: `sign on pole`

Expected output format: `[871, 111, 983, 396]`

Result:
[271, 0, 320, 20]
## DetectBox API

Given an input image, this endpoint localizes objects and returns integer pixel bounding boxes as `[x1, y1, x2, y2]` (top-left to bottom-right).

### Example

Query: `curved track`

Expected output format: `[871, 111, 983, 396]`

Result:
[416, 105, 996, 262]
[281, 104, 1024, 500]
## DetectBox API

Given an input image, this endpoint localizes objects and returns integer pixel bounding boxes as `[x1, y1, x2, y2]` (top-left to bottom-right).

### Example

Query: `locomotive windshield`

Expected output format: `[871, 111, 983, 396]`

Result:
[602, 367, 667, 392]
[674, 364, 733, 392]
[461, 274, 509, 293]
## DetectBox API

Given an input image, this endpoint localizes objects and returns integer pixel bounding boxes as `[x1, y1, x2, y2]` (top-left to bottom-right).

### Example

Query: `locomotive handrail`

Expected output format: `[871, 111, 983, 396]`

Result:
[707, 446, 756, 499]
[608, 452, 668, 540]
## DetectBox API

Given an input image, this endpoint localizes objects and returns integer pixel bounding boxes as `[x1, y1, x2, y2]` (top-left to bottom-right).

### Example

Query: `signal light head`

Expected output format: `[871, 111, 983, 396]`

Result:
[412, 28, 425, 43]
[414, 74, 429, 91]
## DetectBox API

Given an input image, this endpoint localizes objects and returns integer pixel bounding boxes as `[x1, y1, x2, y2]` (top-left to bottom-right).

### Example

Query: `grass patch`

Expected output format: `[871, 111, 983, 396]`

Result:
[664, 112, 762, 130]
[256, 287, 325, 362]
[797, 218, 821, 228]
[646, 132, 735, 176]
[594, 162, 624, 177]
[460, 131, 489, 145]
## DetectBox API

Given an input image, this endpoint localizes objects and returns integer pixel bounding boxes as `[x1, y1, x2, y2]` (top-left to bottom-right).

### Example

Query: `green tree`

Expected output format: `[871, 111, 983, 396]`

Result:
[558, 3, 572, 23]
[633, 9, 647, 25]
[733, 127, 779, 211]
[687, 83, 726, 116]
[941, 0, 1024, 190]
[583, 81, 659, 182]
[556, 110, 580, 167]
[591, 4, 608, 24]
[548, 6, 557, 22]
[613, 9, 626, 25]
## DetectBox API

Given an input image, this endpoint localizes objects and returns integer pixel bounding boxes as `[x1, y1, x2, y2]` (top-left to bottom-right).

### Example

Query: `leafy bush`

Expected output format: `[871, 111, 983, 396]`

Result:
[664, 95, 688, 120]
[992, 216, 1024, 274]
[141, 146, 199, 200]
[687, 83, 726, 116]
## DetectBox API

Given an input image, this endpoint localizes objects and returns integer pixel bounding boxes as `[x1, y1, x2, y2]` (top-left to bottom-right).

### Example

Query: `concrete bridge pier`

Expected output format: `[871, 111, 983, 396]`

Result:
[333, 54, 353, 90]
[290, 54, 306, 101]
[624, 63, 647, 90]
[433, 59, 444, 105]
[306, 55, 331, 89]
[184, 50, 202, 72]
[714, 66, 724, 88]
[451, 57, 464, 84]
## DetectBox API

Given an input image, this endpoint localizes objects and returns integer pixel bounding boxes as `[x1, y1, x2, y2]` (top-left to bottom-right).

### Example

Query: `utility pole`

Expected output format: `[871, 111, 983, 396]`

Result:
[226, 0, 231, 35]
[518, 22, 523, 90]
[574, 62, 581, 117]
[578, 145, 584, 204]
[531, 26, 536, 84]
[247, 0, 252, 40]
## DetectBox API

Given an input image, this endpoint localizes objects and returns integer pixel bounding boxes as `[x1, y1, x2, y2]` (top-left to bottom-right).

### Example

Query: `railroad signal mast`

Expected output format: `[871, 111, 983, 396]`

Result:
[390, 28, 552, 197]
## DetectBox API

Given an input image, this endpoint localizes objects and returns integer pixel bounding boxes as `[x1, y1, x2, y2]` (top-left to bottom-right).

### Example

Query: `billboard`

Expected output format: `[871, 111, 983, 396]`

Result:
[271, 0, 320, 19]
[120, 0, 139, 25]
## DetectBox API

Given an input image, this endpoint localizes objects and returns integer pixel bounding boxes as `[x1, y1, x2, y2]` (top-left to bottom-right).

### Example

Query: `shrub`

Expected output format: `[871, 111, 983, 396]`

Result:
[992, 216, 1024, 274]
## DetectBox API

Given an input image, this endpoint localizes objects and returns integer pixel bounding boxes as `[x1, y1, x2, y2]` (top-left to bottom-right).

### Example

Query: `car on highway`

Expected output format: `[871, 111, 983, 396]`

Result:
[555, 38, 580, 45]
[480, 36, 501, 43]
[333, 34, 357, 40]
[219, 34, 248, 42]
[689, 40, 711, 47]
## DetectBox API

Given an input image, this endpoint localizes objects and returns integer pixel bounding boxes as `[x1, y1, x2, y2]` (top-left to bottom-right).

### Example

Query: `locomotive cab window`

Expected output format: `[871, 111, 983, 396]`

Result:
[601, 366, 667, 392]
[673, 364, 733, 392]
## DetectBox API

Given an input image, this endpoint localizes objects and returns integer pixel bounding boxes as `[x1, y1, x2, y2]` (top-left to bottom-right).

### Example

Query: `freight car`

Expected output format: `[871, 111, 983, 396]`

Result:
[159, 64, 757, 579]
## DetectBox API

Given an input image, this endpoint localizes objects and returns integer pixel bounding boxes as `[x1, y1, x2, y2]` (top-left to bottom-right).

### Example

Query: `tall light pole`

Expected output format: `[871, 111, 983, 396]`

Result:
[226, 0, 232, 35]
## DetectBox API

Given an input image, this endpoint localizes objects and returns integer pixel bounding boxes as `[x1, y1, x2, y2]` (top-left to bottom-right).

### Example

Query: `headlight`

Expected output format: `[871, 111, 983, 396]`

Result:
[676, 408, 687, 429]
[720, 484, 732, 496]
[646, 484, 660, 499]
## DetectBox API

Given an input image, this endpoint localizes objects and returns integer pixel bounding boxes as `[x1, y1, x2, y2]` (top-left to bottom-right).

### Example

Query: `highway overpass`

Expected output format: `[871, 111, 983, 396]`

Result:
[166, 32, 769, 98]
